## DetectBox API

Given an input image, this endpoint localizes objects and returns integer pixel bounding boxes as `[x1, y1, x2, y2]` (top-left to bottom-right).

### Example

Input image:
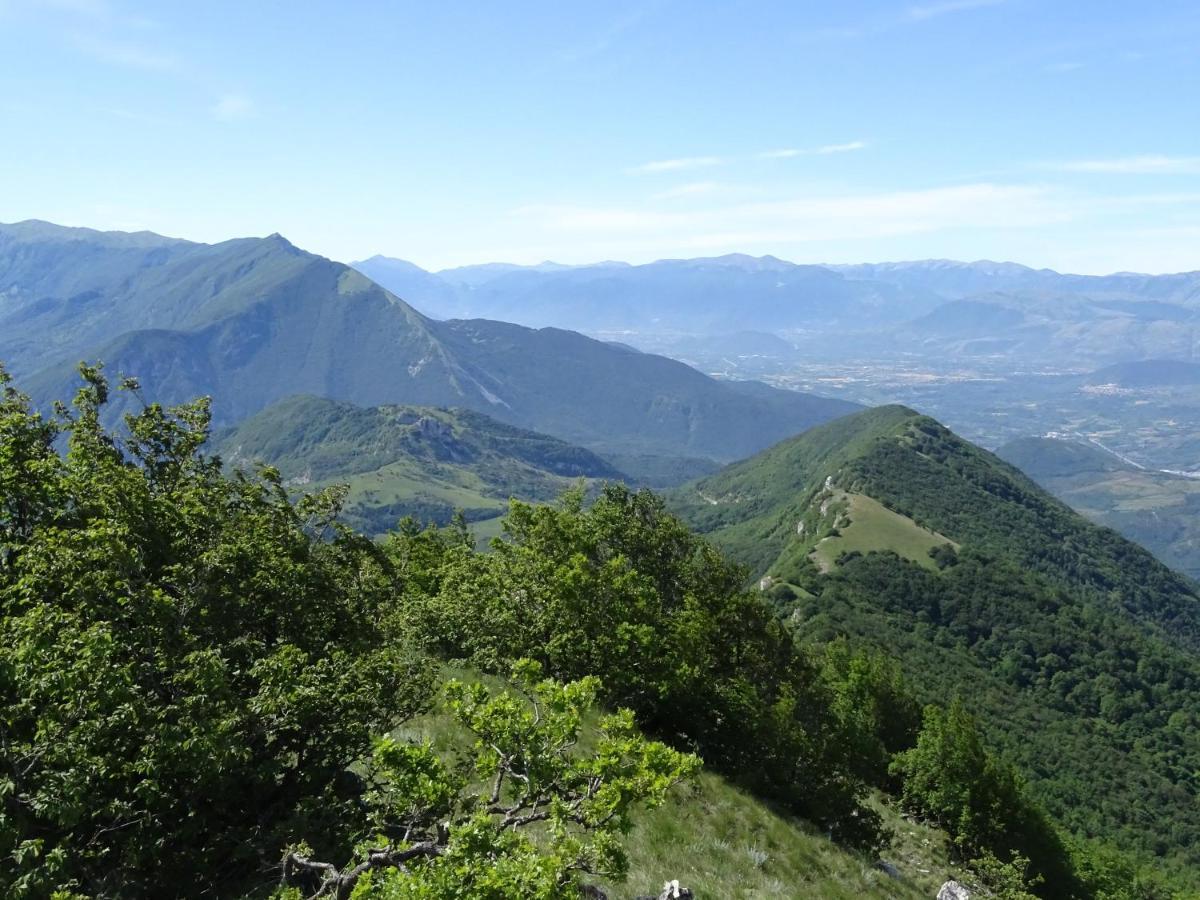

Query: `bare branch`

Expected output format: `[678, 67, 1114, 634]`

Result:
[281, 843, 443, 900]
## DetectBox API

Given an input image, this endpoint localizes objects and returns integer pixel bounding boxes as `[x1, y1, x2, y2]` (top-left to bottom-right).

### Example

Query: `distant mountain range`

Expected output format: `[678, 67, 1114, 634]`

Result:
[668, 405, 1200, 873]
[354, 252, 921, 332]
[0, 220, 858, 479]
[355, 252, 1200, 369]
[1084, 359, 1200, 388]
[831, 259, 1200, 303]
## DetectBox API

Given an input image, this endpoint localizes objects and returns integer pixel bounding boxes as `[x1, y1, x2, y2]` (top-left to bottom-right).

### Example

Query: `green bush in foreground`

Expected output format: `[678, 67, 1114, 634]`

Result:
[0, 367, 431, 896]
[280, 661, 698, 899]
[398, 484, 886, 847]
[0, 367, 695, 899]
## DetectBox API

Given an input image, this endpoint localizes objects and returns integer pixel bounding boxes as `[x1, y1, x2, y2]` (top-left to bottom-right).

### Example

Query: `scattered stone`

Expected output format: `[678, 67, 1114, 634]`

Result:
[414, 415, 451, 439]
[937, 880, 971, 900]
[874, 859, 901, 879]
[635, 880, 694, 900]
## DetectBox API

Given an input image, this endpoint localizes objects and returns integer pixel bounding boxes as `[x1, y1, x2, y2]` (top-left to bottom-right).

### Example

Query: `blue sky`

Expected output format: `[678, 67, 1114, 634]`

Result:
[1, 0, 1198, 272]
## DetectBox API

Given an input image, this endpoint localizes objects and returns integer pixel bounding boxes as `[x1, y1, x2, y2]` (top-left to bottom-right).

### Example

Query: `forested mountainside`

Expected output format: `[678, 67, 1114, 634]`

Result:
[998, 435, 1200, 582]
[1, 369, 1180, 899]
[215, 395, 623, 536]
[670, 406, 1200, 879]
[0, 220, 857, 477]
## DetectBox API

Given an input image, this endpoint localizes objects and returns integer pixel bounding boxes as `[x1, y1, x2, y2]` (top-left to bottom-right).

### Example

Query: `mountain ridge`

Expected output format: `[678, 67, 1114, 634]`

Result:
[214, 394, 624, 535]
[998, 435, 1200, 581]
[352, 250, 1200, 369]
[669, 406, 1200, 873]
[1, 219, 859, 477]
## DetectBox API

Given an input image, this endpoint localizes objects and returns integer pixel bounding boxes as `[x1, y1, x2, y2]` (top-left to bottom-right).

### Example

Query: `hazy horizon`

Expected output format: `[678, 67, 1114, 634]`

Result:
[1, 1, 1198, 274]
[7, 215, 1199, 279]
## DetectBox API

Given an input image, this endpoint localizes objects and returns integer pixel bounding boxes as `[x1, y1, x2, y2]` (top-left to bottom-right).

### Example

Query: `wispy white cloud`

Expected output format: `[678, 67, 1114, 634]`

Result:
[652, 181, 724, 200]
[72, 32, 177, 69]
[627, 156, 723, 175]
[1097, 191, 1200, 208]
[814, 140, 868, 155]
[414, 181, 1200, 274]
[211, 93, 255, 122]
[908, 0, 1005, 21]
[792, 0, 1004, 46]
[3, 0, 158, 24]
[34, 0, 111, 15]
[556, 3, 660, 64]
[757, 141, 867, 159]
[1126, 225, 1200, 241]
[9, 0, 179, 70]
[1046, 61, 1085, 73]
[512, 204, 690, 230]
[1047, 224, 1200, 276]
[514, 183, 1064, 243]
[1052, 155, 1200, 175]
[636, 142, 867, 174]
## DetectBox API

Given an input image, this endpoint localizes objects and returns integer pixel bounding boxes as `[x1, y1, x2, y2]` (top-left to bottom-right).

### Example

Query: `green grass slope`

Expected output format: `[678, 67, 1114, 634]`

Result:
[671, 406, 1200, 882]
[809, 490, 957, 573]
[608, 780, 960, 899]
[216, 395, 624, 536]
[396, 670, 960, 900]
[668, 406, 924, 576]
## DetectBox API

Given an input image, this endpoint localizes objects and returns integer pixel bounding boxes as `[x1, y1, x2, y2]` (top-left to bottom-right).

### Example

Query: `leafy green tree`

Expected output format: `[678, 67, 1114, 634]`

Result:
[405, 484, 882, 846]
[1067, 840, 1179, 900]
[892, 700, 1077, 897]
[280, 661, 699, 899]
[0, 366, 432, 897]
[383, 515, 475, 611]
[816, 640, 921, 788]
[970, 852, 1044, 900]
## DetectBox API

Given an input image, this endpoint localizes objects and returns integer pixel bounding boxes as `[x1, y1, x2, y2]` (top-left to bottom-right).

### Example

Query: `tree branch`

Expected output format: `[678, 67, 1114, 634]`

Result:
[282, 843, 443, 900]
